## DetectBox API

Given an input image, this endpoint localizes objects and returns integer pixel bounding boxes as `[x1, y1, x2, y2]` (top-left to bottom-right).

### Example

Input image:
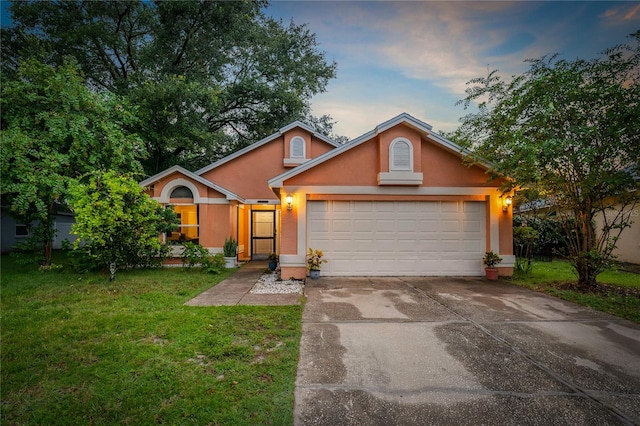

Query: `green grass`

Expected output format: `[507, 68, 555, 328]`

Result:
[510, 259, 640, 323]
[1, 254, 303, 425]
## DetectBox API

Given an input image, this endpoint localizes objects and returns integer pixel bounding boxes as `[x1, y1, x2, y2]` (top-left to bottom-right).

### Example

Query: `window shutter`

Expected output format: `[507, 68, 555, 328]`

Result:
[392, 141, 411, 170]
[291, 138, 305, 158]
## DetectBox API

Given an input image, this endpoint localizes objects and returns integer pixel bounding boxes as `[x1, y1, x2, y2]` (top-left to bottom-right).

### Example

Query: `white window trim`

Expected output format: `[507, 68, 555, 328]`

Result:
[289, 136, 306, 159]
[389, 137, 413, 172]
[159, 178, 203, 203]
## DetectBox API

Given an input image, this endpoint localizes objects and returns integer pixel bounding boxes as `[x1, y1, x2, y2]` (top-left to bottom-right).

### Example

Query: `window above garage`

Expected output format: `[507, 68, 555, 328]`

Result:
[378, 137, 423, 185]
[284, 136, 310, 167]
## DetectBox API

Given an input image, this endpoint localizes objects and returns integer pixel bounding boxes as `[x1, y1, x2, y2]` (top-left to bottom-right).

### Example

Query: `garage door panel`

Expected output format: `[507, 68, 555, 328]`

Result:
[420, 220, 439, 232]
[331, 201, 351, 213]
[463, 219, 483, 232]
[441, 220, 460, 232]
[307, 201, 485, 276]
[374, 239, 396, 252]
[440, 202, 459, 213]
[376, 219, 396, 232]
[462, 240, 484, 253]
[464, 201, 485, 213]
[309, 219, 329, 232]
[354, 220, 373, 232]
[332, 219, 351, 233]
[398, 219, 417, 232]
[354, 201, 374, 212]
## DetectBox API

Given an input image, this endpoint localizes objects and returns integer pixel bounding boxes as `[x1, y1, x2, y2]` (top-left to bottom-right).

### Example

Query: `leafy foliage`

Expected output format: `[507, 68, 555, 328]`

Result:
[513, 225, 539, 274]
[457, 31, 640, 287]
[306, 248, 327, 271]
[513, 215, 570, 258]
[180, 242, 227, 273]
[482, 251, 502, 268]
[3, 0, 339, 174]
[223, 237, 238, 258]
[0, 58, 144, 265]
[68, 171, 177, 280]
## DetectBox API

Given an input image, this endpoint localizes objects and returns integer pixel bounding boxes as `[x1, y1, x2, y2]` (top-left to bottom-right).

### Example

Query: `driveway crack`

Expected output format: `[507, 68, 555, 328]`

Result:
[400, 279, 637, 426]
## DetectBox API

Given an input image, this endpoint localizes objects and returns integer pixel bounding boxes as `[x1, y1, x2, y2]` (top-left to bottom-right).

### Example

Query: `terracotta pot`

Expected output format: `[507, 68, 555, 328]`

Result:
[485, 268, 499, 280]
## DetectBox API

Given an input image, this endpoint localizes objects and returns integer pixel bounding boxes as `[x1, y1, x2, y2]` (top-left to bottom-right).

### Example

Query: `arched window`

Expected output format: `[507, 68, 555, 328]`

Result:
[390, 138, 413, 171]
[170, 186, 194, 199]
[290, 136, 305, 158]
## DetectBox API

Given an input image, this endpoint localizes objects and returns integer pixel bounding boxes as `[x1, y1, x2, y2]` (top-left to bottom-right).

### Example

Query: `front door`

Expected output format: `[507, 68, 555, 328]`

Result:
[252, 210, 275, 260]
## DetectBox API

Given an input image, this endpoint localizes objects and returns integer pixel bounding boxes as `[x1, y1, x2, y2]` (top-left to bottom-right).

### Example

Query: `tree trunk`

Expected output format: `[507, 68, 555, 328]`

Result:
[43, 240, 52, 266]
[575, 208, 599, 289]
[109, 262, 117, 281]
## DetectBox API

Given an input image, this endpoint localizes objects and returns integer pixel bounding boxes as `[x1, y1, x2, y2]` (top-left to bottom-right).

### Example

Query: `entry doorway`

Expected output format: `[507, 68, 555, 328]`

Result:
[251, 210, 276, 260]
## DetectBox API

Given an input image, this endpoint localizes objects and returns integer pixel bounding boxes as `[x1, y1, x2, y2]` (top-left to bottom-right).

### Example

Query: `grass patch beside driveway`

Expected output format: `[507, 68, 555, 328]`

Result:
[510, 260, 640, 323]
[1, 255, 302, 425]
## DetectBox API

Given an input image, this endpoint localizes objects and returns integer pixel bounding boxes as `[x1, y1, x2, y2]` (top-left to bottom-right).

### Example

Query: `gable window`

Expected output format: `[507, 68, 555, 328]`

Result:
[390, 138, 413, 171]
[170, 186, 194, 199]
[378, 137, 422, 185]
[290, 136, 305, 158]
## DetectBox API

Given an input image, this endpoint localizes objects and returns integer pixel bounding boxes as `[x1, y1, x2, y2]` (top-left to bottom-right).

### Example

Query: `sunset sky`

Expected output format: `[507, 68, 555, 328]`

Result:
[2, 1, 638, 140]
[267, 1, 640, 139]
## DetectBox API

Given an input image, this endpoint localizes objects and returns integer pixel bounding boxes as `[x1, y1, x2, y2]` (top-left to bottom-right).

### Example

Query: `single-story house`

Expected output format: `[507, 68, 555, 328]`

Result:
[1, 207, 77, 254]
[140, 113, 515, 279]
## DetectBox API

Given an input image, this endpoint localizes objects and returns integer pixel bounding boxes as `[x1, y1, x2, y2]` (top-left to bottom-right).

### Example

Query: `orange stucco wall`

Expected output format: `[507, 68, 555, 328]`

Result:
[280, 192, 299, 254]
[202, 130, 335, 201]
[197, 204, 234, 248]
[286, 140, 380, 186]
[285, 124, 497, 188]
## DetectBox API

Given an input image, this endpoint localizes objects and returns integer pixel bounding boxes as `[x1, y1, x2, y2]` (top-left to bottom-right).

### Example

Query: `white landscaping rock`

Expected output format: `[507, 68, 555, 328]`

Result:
[250, 272, 304, 294]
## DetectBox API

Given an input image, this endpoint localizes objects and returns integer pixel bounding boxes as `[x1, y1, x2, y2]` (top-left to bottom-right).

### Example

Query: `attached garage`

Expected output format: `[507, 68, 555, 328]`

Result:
[307, 200, 486, 276]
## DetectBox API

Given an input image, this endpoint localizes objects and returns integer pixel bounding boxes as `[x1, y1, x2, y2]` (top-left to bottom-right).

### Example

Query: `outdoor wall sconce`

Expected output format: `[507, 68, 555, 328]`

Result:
[286, 194, 293, 211]
[503, 195, 513, 212]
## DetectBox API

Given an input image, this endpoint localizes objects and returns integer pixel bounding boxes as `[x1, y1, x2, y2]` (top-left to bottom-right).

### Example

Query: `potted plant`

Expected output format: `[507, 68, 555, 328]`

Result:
[307, 248, 327, 279]
[483, 251, 502, 280]
[267, 252, 278, 271]
[223, 237, 238, 268]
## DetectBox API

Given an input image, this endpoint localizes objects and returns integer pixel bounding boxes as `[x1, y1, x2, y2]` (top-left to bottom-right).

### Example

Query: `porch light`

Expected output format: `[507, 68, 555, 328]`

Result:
[503, 195, 513, 212]
[286, 194, 293, 211]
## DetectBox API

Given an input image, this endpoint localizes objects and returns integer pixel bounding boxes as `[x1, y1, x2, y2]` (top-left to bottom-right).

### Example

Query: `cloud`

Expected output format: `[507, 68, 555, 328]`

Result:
[600, 3, 640, 25]
[289, 2, 550, 96]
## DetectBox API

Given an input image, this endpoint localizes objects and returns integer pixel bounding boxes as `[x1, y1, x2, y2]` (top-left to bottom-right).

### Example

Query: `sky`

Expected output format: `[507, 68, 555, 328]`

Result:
[2, 1, 639, 140]
[266, 1, 640, 139]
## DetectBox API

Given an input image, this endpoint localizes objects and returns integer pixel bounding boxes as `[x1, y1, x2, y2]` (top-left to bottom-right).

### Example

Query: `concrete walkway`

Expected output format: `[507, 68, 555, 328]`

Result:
[295, 276, 640, 425]
[184, 261, 303, 306]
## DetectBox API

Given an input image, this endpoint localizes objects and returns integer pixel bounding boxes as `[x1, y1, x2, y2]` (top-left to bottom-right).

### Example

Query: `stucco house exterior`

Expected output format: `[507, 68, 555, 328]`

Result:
[140, 113, 515, 279]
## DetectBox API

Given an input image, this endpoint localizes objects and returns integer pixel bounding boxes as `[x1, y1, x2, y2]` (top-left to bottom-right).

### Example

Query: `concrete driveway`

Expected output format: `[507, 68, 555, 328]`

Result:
[294, 277, 640, 425]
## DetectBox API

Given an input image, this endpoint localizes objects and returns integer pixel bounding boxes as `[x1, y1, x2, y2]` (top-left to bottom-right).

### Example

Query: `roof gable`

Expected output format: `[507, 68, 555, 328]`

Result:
[139, 165, 243, 201]
[268, 112, 483, 188]
[195, 121, 340, 176]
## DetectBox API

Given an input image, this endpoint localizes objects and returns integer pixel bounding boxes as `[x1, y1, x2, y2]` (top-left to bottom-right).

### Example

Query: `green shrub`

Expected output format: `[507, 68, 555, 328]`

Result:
[203, 253, 226, 274]
[180, 242, 210, 269]
[223, 237, 237, 257]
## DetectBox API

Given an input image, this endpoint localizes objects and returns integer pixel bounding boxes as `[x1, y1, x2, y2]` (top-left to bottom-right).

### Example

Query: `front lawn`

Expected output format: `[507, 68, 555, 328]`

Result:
[1, 254, 302, 425]
[509, 259, 640, 323]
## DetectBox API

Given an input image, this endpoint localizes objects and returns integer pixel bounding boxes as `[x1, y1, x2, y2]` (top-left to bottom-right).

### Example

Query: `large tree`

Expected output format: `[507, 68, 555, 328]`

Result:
[0, 58, 143, 265]
[456, 31, 640, 287]
[2, 0, 338, 174]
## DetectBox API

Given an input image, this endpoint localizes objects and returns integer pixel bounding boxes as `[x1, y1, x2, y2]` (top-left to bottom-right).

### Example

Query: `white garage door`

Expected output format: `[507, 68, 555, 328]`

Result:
[307, 200, 486, 276]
